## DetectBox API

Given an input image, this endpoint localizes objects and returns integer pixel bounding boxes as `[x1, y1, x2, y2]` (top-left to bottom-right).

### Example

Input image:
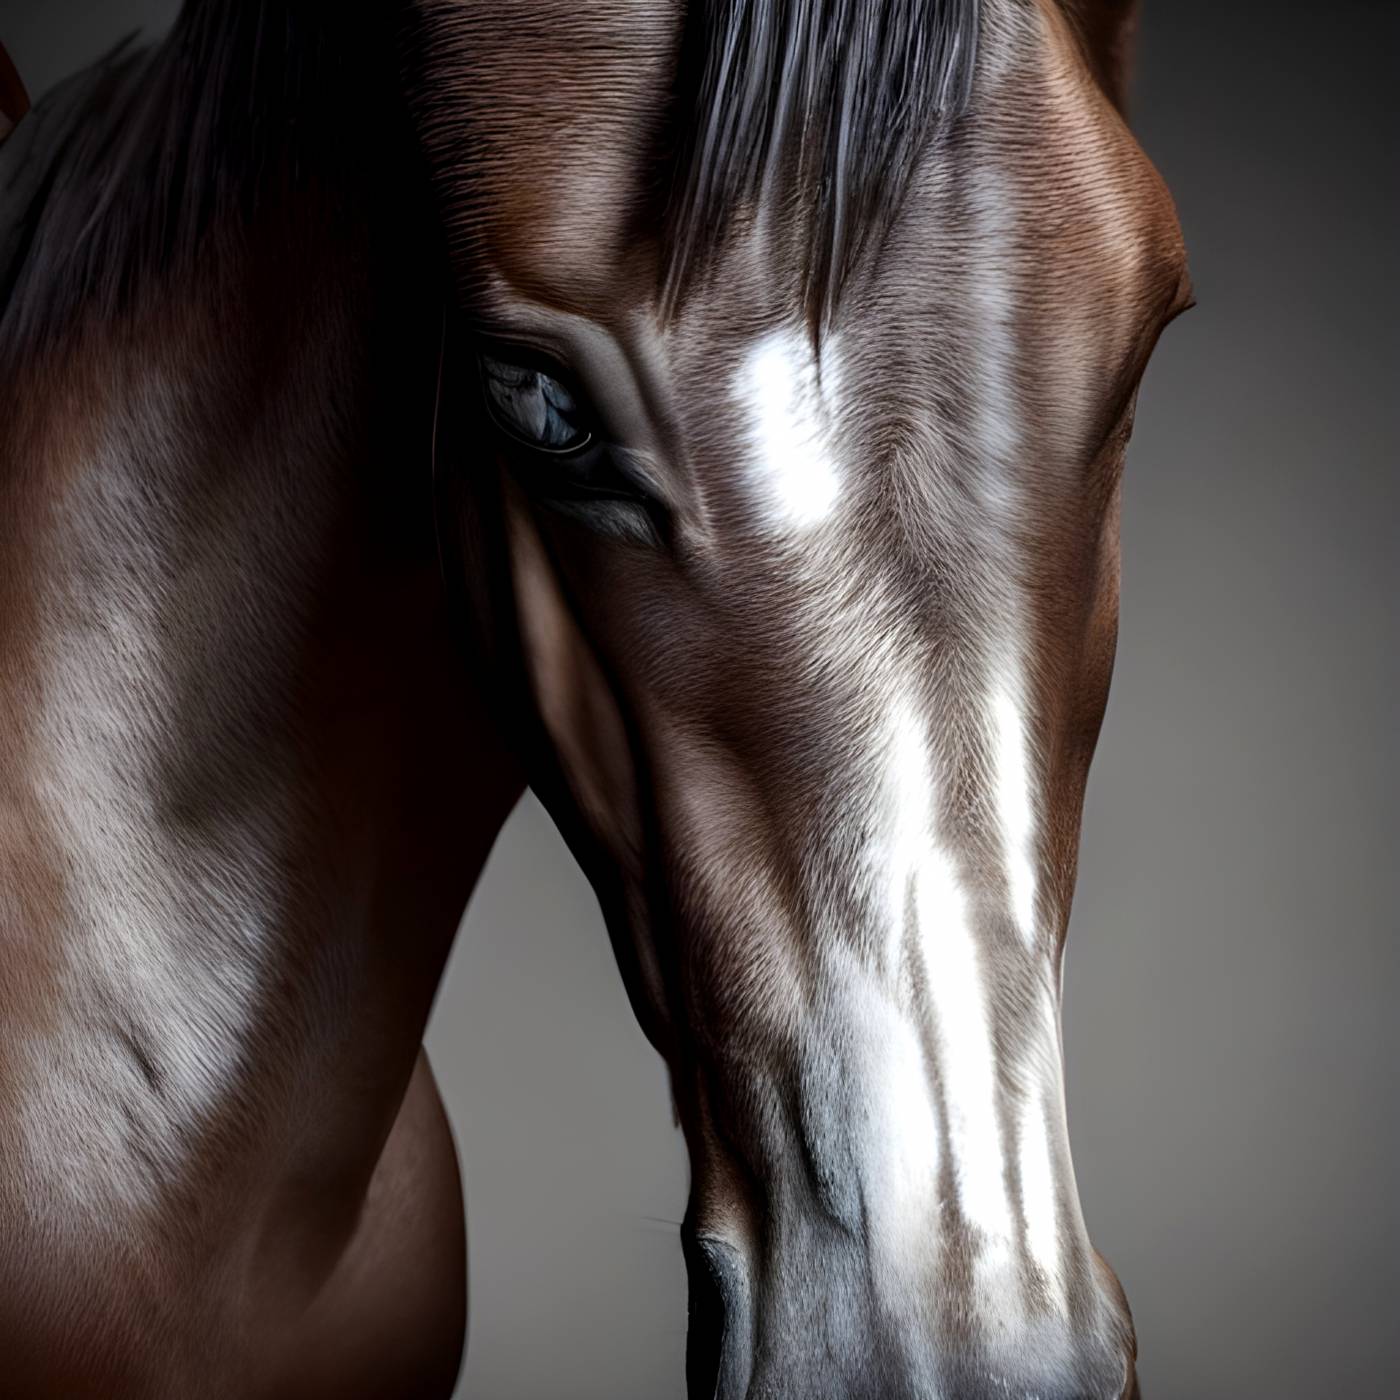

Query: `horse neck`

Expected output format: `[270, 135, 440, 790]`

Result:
[0, 148, 521, 1241]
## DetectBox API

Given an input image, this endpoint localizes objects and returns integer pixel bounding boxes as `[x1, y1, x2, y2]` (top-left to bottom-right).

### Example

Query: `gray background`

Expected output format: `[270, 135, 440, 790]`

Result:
[3, 2, 1395, 1397]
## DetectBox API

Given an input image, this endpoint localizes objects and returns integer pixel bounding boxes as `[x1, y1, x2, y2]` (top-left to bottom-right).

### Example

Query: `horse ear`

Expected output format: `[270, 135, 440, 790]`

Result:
[0, 41, 31, 142]
[1054, 0, 1141, 115]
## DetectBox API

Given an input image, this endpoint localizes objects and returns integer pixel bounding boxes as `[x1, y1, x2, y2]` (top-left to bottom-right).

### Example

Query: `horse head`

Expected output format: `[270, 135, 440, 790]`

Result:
[412, 1, 1190, 1394]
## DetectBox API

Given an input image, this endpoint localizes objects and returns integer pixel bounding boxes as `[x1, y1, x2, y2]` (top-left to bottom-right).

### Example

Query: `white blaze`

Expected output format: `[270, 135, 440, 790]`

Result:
[1018, 1078, 1068, 1315]
[875, 1013, 944, 1224]
[734, 328, 842, 529]
[886, 700, 1014, 1251]
[989, 685, 1040, 944]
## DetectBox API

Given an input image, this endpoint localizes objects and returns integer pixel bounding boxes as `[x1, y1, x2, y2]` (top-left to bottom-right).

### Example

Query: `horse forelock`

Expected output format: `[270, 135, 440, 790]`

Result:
[406, 0, 991, 334]
[660, 0, 980, 330]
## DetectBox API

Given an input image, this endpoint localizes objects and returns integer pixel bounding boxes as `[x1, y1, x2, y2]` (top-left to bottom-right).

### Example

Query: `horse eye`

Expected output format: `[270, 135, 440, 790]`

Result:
[479, 352, 592, 455]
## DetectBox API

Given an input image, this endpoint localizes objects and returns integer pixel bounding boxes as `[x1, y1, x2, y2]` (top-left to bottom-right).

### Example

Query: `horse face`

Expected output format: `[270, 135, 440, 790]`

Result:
[408, 1, 1188, 1395]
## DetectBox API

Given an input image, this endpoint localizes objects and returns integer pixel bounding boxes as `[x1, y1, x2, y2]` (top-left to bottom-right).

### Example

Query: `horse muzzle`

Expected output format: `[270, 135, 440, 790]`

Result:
[681, 1225, 1139, 1400]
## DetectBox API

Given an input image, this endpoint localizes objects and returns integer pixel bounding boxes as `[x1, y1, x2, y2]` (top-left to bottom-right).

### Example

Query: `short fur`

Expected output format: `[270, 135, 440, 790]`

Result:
[1, 2, 1187, 1396]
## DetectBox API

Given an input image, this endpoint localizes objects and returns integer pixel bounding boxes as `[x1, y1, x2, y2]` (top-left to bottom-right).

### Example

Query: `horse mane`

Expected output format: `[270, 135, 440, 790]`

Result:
[0, 1, 383, 360]
[661, 0, 980, 329]
[1, 0, 980, 355]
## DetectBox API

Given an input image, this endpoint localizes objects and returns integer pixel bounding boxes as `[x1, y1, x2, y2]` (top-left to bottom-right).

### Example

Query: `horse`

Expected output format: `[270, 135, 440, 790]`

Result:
[0, 2, 1189, 1397]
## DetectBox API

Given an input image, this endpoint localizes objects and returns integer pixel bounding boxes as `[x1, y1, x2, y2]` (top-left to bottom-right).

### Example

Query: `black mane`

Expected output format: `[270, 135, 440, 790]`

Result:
[0, 1, 378, 357]
[1, 0, 981, 354]
[661, 0, 980, 327]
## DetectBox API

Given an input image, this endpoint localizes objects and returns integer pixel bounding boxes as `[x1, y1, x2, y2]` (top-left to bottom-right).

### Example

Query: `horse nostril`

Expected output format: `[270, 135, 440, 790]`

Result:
[681, 1229, 752, 1400]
